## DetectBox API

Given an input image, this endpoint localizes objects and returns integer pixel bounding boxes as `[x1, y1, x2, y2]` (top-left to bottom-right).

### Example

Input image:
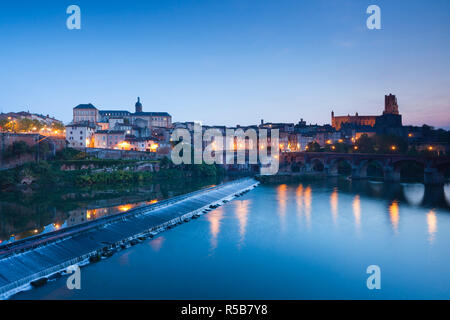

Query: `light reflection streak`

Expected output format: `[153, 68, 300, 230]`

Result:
[149, 236, 165, 252]
[207, 206, 224, 251]
[235, 200, 250, 248]
[353, 195, 361, 231]
[330, 188, 338, 225]
[277, 184, 288, 231]
[427, 210, 437, 244]
[389, 200, 400, 234]
[304, 186, 312, 229]
[296, 185, 304, 223]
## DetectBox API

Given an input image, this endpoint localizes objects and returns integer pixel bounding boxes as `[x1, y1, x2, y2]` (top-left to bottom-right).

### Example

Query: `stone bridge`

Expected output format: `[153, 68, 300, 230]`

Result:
[279, 152, 450, 184]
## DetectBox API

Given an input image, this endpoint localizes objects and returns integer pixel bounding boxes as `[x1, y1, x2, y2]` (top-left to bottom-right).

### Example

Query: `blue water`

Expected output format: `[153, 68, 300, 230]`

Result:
[13, 179, 450, 299]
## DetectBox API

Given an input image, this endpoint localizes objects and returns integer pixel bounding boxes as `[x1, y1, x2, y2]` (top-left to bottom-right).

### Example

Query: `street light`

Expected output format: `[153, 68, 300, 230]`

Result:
[391, 145, 397, 151]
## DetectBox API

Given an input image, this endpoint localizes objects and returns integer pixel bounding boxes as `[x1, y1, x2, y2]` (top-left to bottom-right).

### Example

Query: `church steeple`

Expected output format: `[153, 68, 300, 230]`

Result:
[135, 97, 143, 113]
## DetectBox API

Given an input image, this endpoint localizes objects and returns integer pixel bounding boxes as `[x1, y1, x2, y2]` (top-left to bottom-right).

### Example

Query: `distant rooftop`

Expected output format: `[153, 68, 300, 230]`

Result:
[66, 121, 97, 128]
[74, 104, 97, 110]
[95, 130, 126, 134]
[99, 110, 130, 115]
[133, 112, 171, 117]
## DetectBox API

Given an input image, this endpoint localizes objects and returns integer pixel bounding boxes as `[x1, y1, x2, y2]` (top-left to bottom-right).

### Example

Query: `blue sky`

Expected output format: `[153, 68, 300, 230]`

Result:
[0, 0, 449, 127]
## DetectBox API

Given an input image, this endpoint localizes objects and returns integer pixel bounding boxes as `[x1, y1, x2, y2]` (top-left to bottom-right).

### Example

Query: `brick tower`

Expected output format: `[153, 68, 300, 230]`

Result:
[383, 94, 399, 115]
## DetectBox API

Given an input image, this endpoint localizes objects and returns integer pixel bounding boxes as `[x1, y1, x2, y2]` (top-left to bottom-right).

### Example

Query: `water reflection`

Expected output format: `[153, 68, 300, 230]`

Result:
[352, 195, 361, 231]
[427, 210, 437, 244]
[330, 188, 338, 225]
[149, 236, 165, 252]
[235, 200, 250, 248]
[304, 186, 312, 229]
[445, 184, 450, 207]
[0, 178, 221, 244]
[389, 201, 400, 234]
[11, 179, 450, 300]
[296, 185, 304, 227]
[207, 207, 224, 251]
[277, 184, 288, 230]
[69, 200, 158, 226]
[402, 184, 425, 206]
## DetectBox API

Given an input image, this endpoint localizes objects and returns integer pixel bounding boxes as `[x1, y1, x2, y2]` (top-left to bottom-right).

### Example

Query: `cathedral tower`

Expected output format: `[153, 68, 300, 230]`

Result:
[384, 94, 399, 115]
[135, 97, 143, 113]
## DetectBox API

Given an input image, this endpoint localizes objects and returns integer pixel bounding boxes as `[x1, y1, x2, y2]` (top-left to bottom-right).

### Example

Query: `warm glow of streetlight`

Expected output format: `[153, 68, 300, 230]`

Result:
[117, 141, 131, 150]
[118, 205, 132, 212]
[391, 145, 397, 151]
[354, 146, 358, 150]
[428, 146, 434, 151]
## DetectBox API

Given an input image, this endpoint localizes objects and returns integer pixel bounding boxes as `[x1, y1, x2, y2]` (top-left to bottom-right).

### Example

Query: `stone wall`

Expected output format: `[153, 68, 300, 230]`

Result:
[0, 133, 66, 170]
[81, 147, 163, 161]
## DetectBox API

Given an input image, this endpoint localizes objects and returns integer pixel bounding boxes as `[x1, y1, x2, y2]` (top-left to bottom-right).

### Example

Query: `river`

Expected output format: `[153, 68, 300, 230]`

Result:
[8, 178, 450, 299]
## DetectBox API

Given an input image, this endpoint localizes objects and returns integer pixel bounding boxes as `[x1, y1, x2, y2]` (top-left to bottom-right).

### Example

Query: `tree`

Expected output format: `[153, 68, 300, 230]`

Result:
[355, 134, 375, 153]
[306, 141, 321, 152]
[0, 119, 8, 131]
[160, 156, 171, 169]
[373, 134, 407, 154]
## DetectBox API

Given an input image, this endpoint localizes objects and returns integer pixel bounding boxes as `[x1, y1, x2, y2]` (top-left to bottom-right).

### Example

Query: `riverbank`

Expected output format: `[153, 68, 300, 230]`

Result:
[0, 158, 228, 192]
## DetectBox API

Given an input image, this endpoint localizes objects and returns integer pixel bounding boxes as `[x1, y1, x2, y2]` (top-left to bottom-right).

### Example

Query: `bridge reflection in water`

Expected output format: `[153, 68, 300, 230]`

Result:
[270, 179, 449, 237]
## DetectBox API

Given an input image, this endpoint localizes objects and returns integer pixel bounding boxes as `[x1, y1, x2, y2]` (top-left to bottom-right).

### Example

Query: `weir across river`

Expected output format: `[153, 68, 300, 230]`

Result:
[0, 178, 259, 299]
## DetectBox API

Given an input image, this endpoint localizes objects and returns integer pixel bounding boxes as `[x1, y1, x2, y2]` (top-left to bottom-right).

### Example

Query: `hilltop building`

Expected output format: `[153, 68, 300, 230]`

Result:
[73, 98, 172, 129]
[331, 94, 402, 130]
[67, 98, 171, 151]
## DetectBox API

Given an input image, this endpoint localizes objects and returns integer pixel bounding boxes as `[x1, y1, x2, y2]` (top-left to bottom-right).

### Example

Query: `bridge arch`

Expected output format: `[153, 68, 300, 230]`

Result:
[437, 161, 450, 179]
[310, 158, 325, 172]
[328, 158, 353, 176]
[357, 159, 385, 179]
[291, 161, 306, 173]
[393, 160, 426, 181]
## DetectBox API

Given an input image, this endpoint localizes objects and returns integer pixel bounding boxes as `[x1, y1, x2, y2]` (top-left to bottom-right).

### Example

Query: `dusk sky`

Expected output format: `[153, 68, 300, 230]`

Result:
[1, 0, 449, 128]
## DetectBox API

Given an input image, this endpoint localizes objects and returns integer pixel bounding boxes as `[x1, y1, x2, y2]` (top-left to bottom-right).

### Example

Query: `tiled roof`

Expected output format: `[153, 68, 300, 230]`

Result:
[133, 112, 171, 117]
[74, 104, 97, 110]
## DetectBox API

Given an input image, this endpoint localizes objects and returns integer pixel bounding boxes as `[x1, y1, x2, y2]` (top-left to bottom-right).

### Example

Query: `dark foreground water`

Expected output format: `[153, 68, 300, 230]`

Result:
[12, 179, 450, 299]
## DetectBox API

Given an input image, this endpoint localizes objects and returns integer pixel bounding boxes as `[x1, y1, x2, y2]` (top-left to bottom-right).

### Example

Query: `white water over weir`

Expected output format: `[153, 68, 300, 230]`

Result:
[0, 178, 259, 299]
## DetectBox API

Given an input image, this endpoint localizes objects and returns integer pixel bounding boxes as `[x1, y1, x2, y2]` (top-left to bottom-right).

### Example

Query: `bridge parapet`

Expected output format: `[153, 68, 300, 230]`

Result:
[278, 152, 449, 184]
